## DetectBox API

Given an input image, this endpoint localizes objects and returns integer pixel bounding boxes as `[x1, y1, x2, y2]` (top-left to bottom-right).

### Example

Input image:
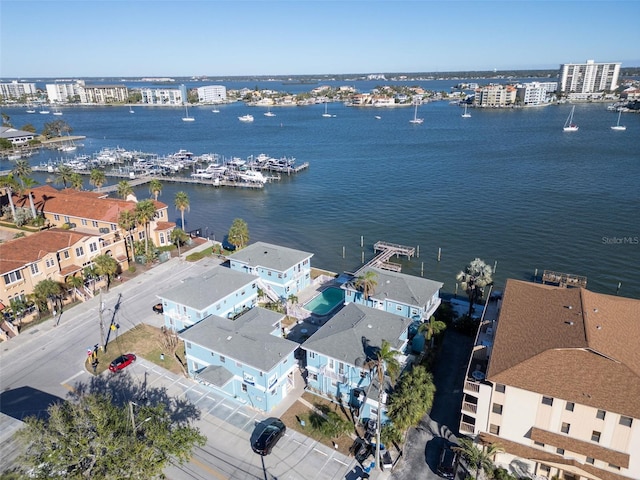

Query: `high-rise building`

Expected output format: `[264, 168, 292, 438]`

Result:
[559, 60, 621, 96]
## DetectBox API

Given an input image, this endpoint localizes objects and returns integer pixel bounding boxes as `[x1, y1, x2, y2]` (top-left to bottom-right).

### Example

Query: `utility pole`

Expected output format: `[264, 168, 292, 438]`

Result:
[99, 290, 105, 350]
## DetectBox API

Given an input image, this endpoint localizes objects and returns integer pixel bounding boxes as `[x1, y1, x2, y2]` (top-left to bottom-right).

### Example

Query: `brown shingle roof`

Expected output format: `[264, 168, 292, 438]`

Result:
[487, 280, 640, 419]
[0, 228, 93, 275]
[12, 185, 167, 224]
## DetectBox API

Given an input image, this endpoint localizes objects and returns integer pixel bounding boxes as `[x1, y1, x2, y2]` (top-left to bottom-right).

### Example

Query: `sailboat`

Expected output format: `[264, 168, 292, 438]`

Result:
[39, 104, 50, 114]
[212, 106, 220, 113]
[264, 106, 275, 117]
[461, 103, 471, 118]
[129, 105, 135, 114]
[52, 105, 63, 116]
[610, 110, 626, 131]
[409, 103, 423, 124]
[563, 106, 578, 132]
[26, 105, 36, 113]
[322, 101, 332, 118]
[182, 104, 195, 122]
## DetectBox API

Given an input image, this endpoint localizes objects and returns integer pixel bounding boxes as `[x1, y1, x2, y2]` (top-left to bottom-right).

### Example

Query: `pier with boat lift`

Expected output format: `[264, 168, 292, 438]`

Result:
[354, 241, 416, 275]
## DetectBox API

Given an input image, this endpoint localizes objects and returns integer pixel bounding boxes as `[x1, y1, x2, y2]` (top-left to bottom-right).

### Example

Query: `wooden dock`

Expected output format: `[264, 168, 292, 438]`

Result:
[95, 175, 264, 193]
[355, 241, 416, 275]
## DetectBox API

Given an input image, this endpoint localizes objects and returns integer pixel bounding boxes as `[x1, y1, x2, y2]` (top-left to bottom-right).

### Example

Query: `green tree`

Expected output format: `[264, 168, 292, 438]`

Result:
[12, 159, 38, 219]
[70, 173, 84, 190]
[15, 393, 206, 480]
[92, 254, 119, 291]
[170, 228, 188, 256]
[55, 164, 75, 188]
[355, 270, 378, 301]
[20, 176, 39, 219]
[65, 275, 84, 302]
[32, 278, 64, 317]
[134, 199, 157, 256]
[418, 315, 447, 349]
[116, 180, 133, 200]
[0, 174, 20, 220]
[117, 209, 137, 261]
[148, 178, 162, 201]
[456, 258, 493, 317]
[452, 437, 504, 480]
[20, 123, 37, 133]
[174, 191, 190, 230]
[42, 119, 72, 138]
[0, 137, 13, 150]
[227, 218, 249, 249]
[1, 113, 12, 127]
[89, 168, 107, 190]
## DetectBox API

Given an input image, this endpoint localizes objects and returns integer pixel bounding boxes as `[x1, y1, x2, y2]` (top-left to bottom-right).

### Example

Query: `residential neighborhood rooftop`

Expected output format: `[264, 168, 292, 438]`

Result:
[229, 241, 313, 271]
[353, 266, 444, 307]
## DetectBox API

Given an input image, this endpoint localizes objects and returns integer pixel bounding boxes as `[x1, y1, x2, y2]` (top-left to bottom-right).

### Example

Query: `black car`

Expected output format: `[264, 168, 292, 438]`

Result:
[251, 418, 286, 456]
[437, 444, 459, 479]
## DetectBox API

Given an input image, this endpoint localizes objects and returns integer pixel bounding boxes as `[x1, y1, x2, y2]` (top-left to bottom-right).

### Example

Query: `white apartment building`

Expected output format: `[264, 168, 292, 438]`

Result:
[559, 60, 621, 96]
[79, 83, 129, 104]
[516, 82, 557, 106]
[46, 82, 82, 103]
[140, 84, 187, 105]
[0, 81, 37, 100]
[473, 84, 517, 107]
[460, 279, 640, 480]
[196, 85, 227, 103]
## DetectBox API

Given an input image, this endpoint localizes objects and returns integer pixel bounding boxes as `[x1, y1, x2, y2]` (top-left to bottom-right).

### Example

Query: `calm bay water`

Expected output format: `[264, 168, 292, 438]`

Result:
[3, 80, 639, 299]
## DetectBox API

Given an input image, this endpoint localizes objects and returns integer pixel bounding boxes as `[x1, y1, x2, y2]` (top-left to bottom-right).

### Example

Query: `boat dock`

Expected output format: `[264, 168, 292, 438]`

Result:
[355, 241, 416, 275]
[95, 175, 265, 193]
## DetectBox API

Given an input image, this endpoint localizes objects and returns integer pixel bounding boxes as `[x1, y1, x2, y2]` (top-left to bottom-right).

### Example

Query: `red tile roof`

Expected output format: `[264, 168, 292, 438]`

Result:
[487, 280, 640, 419]
[0, 228, 94, 275]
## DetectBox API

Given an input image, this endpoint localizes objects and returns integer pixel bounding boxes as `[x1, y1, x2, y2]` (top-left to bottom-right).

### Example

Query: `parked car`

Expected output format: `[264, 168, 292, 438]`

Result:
[152, 303, 163, 314]
[437, 443, 459, 479]
[251, 418, 286, 456]
[108, 353, 136, 372]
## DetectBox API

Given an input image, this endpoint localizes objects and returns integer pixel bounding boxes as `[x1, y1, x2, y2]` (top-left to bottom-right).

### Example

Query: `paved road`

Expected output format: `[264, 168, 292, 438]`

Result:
[0, 251, 374, 480]
[390, 329, 474, 480]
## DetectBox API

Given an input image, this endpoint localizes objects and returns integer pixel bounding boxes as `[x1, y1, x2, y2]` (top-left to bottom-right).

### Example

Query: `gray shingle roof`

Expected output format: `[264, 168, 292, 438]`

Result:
[302, 303, 412, 367]
[180, 307, 299, 372]
[157, 265, 256, 311]
[348, 267, 443, 307]
[196, 365, 234, 387]
[229, 241, 313, 272]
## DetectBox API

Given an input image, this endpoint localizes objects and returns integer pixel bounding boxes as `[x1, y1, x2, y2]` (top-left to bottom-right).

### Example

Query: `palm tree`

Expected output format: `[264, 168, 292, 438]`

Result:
[55, 164, 75, 188]
[134, 199, 157, 256]
[116, 180, 133, 200]
[20, 177, 39, 219]
[117, 209, 136, 261]
[11, 158, 32, 183]
[170, 228, 188, 256]
[174, 191, 190, 230]
[149, 179, 162, 201]
[89, 169, 107, 191]
[92, 254, 119, 291]
[65, 275, 84, 302]
[453, 437, 504, 480]
[70, 173, 83, 190]
[371, 339, 400, 472]
[456, 258, 493, 317]
[418, 315, 447, 349]
[227, 218, 249, 249]
[32, 279, 64, 317]
[355, 270, 378, 302]
[286, 293, 299, 317]
[0, 174, 20, 221]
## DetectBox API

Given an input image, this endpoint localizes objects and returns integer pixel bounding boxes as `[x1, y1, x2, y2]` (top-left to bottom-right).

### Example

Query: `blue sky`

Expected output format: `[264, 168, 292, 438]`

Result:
[1, 0, 639, 78]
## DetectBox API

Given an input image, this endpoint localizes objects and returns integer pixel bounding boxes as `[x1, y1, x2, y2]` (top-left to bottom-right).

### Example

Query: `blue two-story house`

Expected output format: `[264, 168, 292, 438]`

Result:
[157, 265, 258, 331]
[343, 266, 443, 322]
[302, 302, 412, 424]
[228, 241, 313, 301]
[179, 306, 300, 413]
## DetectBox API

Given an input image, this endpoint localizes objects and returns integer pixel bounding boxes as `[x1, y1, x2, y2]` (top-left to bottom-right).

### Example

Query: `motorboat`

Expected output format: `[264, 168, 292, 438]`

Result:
[239, 114, 254, 122]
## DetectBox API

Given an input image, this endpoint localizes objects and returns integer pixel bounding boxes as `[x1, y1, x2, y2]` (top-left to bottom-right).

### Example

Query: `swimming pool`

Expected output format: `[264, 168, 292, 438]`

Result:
[304, 287, 345, 316]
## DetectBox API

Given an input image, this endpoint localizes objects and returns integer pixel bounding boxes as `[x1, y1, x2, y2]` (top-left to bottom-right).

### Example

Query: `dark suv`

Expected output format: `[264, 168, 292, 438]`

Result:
[437, 444, 459, 479]
[251, 418, 286, 456]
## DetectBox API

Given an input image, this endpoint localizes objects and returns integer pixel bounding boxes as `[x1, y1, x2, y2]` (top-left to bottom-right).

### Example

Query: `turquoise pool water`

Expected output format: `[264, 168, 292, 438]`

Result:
[304, 287, 345, 316]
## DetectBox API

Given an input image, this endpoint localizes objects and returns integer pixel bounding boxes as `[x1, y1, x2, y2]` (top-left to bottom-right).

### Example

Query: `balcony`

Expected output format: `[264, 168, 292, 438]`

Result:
[460, 421, 475, 434]
[462, 401, 478, 415]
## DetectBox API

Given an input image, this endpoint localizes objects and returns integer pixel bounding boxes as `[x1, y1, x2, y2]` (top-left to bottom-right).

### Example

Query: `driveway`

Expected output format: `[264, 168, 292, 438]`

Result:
[390, 328, 474, 480]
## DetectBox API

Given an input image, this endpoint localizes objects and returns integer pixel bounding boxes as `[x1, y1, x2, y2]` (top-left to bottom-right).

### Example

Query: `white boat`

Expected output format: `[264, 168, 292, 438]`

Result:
[374, 115, 381, 120]
[563, 106, 578, 132]
[239, 114, 254, 122]
[129, 106, 135, 114]
[322, 101, 332, 118]
[39, 105, 50, 114]
[610, 110, 626, 131]
[461, 104, 471, 118]
[26, 105, 36, 113]
[52, 106, 63, 116]
[238, 169, 267, 183]
[182, 105, 195, 122]
[409, 103, 423, 124]
[212, 107, 220, 113]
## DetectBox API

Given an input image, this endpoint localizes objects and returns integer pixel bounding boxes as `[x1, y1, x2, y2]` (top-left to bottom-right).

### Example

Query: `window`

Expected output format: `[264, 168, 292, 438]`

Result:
[620, 416, 633, 427]
[54, 214, 60, 221]
[159, 233, 165, 244]
[542, 396, 553, 406]
[565, 401, 575, 411]
[495, 384, 506, 393]
[64, 216, 70, 223]
[492, 403, 503, 415]
[534, 441, 544, 447]
[586, 457, 594, 465]
[63, 250, 70, 259]
[360, 371, 367, 378]
[556, 448, 565, 455]
[46, 258, 55, 268]
[30, 264, 40, 275]
[396, 305, 402, 311]
[111, 224, 117, 231]
[89, 243, 98, 253]
[309, 372, 318, 381]
[596, 409, 606, 420]
[591, 431, 601, 443]
[539, 465, 550, 474]
[186, 342, 191, 349]
[329, 359, 334, 370]
[242, 384, 247, 392]
[561, 423, 570, 434]
[3, 270, 23, 285]
[211, 352, 215, 357]
[489, 424, 500, 435]
[81, 219, 87, 226]
[92, 221, 98, 227]
[338, 362, 345, 374]
[309, 352, 316, 359]
[75, 246, 84, 256]
[220, 356, 225, 363]
[608, 464, 620, 470]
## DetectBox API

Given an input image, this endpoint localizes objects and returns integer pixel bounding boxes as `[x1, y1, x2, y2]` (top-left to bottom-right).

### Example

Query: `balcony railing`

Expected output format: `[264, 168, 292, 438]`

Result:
[464, 380, 480, 393]
[459, 421, 475, 434]
[462, 401, 478, 414]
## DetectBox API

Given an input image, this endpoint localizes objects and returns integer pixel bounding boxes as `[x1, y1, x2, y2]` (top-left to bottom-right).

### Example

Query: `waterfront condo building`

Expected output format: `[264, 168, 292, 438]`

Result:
[140, 84, 187, 105]
[196, 85, 227, 104]
[0, 81, 37, 100]
[473, 84, 517, 107]
[559, 60, 621, 98]
[460, 279, 640, 480]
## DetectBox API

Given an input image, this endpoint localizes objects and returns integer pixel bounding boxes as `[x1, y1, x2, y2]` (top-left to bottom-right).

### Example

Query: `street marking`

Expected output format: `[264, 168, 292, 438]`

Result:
[332, 458, 348, 466]
[190, 456, 227, 479]
[61, 370, 85, 386]
[313, 448, 327, 456]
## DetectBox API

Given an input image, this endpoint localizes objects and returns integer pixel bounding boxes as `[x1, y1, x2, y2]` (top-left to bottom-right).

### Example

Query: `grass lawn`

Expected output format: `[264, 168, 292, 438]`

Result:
[279, 392, 358, 456]
[86, 324, 186, 376]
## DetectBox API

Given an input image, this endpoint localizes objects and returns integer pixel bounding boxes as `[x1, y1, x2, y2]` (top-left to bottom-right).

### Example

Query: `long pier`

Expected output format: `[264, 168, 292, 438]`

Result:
[355, 241, 416, 275]
[95, 175, 265, 192]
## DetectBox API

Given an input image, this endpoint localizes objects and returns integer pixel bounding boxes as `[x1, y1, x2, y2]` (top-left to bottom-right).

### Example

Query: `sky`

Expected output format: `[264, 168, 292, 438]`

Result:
[1, 0, 639, 78]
